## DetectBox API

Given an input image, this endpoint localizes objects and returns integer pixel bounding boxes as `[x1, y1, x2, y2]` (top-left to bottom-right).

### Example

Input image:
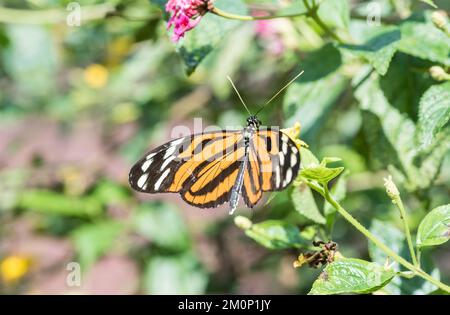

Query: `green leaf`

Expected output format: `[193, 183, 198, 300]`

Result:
[317, 0, 350, 30]
[397, 20, 450, 66]
[18, 190, 102, 218]
[132, 203, 190, 250]
[369, 220, 405, 269]
[93, 180, 130, 205]
[417, 204, 450, 248]
[320, 157, 342, 165]
[341, 29, 400, 75]
[173, 0, 246, 74]
[417, 82, 450, 150]
[355, 56, 447, 190]
[309, 258, 396, 295]
[299, 147, 320, 169]
[244, 220, 309, 249]
[419, 0, 437, 8]
[354, 70, 420, 189]
[369, 219, 441, 295]
[300, 166, 344, 184]
[208, 24, 254, 99]
[284, 44, 347, 134]
[144, 253, 207, 294]
[416, 135, 450, 188]
[71, 220, 124, 268]
[320, 145, 367, 173]
[291, 183, 326, 224]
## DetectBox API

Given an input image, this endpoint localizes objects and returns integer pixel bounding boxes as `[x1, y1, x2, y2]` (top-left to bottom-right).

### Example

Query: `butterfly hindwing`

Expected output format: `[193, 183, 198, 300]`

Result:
[247, 128, 301, 197]
[241, 146, 263, 208]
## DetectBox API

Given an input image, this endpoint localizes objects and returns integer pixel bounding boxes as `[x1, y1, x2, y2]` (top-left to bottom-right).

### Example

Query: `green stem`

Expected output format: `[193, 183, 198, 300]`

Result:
[305, 180, 450, 293]
[393, 196, 419, 267]
[302, 0, 344, 43]
[0, 4, 115, 24]
[417, 248, 422, 269]
[210, 7, 308, 21]
[209, 2, 345, 43]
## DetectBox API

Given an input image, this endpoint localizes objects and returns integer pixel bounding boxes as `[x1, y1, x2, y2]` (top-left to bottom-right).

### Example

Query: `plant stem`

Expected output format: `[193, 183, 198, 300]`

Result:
[211, 2, 345, 43]
[393, 196, 419, 267]
[417, 248, 422, 269]
[302, 0, 344, 43]
[305, 180, 450, 293]
[0, 4, 115, 24]
[210, 7, 308, 21]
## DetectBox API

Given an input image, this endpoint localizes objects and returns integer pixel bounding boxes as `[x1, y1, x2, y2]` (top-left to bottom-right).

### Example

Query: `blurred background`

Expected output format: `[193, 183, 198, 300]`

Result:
[0, 0, 449, 294]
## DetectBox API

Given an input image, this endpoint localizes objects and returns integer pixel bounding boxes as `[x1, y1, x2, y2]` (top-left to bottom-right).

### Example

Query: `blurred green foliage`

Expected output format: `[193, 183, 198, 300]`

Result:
[0, 0, 449, 294]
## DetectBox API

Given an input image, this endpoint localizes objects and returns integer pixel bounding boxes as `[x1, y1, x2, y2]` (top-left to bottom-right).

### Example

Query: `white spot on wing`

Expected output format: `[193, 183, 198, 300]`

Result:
[141, 159, 153, 172]
[146, 152, 156, 160]
[282, 142, 288, 154]
[160, 156, 175, 171]
[137, 173, 149, 189]
[154, 168, 170, 190]
[164, 146, 176, 159]
[291, 154, 297, 166]
[285, 168, 293, 186]
[275, 167, 281, 188]
[171, 138, 184, 146]
[279, 153, 285, 166]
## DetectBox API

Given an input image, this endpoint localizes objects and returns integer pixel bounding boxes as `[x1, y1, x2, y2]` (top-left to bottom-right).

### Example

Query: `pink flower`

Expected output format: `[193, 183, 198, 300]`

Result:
[255, 20, 285, 56]
[165, 0, 209, 42]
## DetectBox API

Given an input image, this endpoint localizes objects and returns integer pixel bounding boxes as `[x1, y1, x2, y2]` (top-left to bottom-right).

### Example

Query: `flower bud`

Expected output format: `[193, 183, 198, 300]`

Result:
[383, 175, 400, 201]
[234, 215, 252, 230]
[429, 66, 450, 81]
[431, 10, 448, 30]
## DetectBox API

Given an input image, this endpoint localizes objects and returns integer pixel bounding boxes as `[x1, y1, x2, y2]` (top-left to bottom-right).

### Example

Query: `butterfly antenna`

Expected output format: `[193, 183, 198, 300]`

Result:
[255, 70, 304, 116]
[227, 75, 252, 116]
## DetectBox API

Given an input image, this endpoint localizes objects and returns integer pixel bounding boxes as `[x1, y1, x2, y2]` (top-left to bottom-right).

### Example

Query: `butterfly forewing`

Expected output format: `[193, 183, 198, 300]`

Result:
[129, 131, 245, 207]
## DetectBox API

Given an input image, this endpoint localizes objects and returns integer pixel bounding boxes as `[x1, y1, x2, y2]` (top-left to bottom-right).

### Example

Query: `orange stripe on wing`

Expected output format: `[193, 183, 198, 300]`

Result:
[183, 168, 239, 205]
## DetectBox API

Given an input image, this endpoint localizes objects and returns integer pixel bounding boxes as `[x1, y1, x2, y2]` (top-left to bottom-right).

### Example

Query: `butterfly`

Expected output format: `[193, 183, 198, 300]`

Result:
[129, 72, 304, 214]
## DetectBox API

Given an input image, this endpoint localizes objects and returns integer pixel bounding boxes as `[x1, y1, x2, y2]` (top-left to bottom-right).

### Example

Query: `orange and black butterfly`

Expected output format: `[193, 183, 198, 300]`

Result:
[129, 72, 303, 214]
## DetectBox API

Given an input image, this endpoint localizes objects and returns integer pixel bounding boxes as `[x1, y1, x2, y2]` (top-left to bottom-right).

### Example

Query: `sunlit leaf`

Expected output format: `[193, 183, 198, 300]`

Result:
[419, 0, 437, 9]
[397, 20, 450, 66]
[317, 0, 350, 30]
[291, 183, 326, 224]
[417, 82, 450, 150]
[417, 204, 450, 248]
[309, 258, 396, 295]
[299, 147, 320, 169]
[369, 219, 441, 295]
[341, 28, 400, 75]
[18, 190, 102, 218]
[244, 220, 310, 249]
[284, 44, 347, 134]
[354, 70, 420, 189]
[300, 166, 344, 184]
